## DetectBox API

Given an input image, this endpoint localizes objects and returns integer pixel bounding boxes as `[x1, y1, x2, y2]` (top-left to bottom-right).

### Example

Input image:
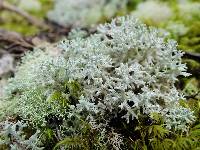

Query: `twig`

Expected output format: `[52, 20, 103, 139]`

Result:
[0, 48, 7, 54]
[0, 29, 33, 48]
[0, 29, 34, 57]
[55, 126, 65, 150]
[0, 0, 49, 29]
[185, 91, 200, 100]
[183, 52, 200, 63]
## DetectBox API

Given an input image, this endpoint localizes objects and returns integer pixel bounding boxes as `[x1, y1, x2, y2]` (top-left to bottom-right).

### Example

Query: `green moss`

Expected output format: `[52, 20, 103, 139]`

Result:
[0, 11, 37, 35]
[30, 0, 53, 18]
[179, 21, 200, 53]
[127, 0, 144, 11]
[183, 78, 199, 95]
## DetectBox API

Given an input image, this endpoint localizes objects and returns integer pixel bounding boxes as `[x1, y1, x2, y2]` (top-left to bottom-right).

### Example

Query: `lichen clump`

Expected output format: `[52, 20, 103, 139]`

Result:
[3, 16, 195, 149]
[47, 0, 128, 27]
[132, 1, 172, 25]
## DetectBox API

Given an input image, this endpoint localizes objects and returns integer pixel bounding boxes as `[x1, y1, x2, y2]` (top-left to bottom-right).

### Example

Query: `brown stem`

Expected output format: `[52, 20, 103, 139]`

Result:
[183, 52, 200, 63]
[0, 29, 33, 48]
[185, 91, 200, 100]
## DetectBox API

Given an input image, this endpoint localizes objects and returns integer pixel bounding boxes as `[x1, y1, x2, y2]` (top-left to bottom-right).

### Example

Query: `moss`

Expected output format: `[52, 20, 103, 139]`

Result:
[183, 78, 199, 96]
[127, 0, 144, 11]
[0, 22, 39, 36]
[179, 21, 200, 53]
[30, 0, 53, 18]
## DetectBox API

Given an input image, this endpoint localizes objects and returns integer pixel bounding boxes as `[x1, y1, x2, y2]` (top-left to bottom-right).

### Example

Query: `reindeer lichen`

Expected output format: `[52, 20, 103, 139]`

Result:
[2, 16, 195, 149]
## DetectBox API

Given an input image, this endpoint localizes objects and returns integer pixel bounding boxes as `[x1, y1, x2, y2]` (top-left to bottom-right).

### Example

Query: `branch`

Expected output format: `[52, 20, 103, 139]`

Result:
[0, 29, 33, 48]
[183, 52, 200, 63]
[0, 0, 49, 29]
[55, 126, 65, 150]
[185, 91, 200, 100]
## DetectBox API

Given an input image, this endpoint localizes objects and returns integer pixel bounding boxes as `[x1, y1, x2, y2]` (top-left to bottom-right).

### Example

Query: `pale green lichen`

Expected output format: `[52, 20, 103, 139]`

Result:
[47, 0, 128, 27]
[2, 16, 195, 149]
